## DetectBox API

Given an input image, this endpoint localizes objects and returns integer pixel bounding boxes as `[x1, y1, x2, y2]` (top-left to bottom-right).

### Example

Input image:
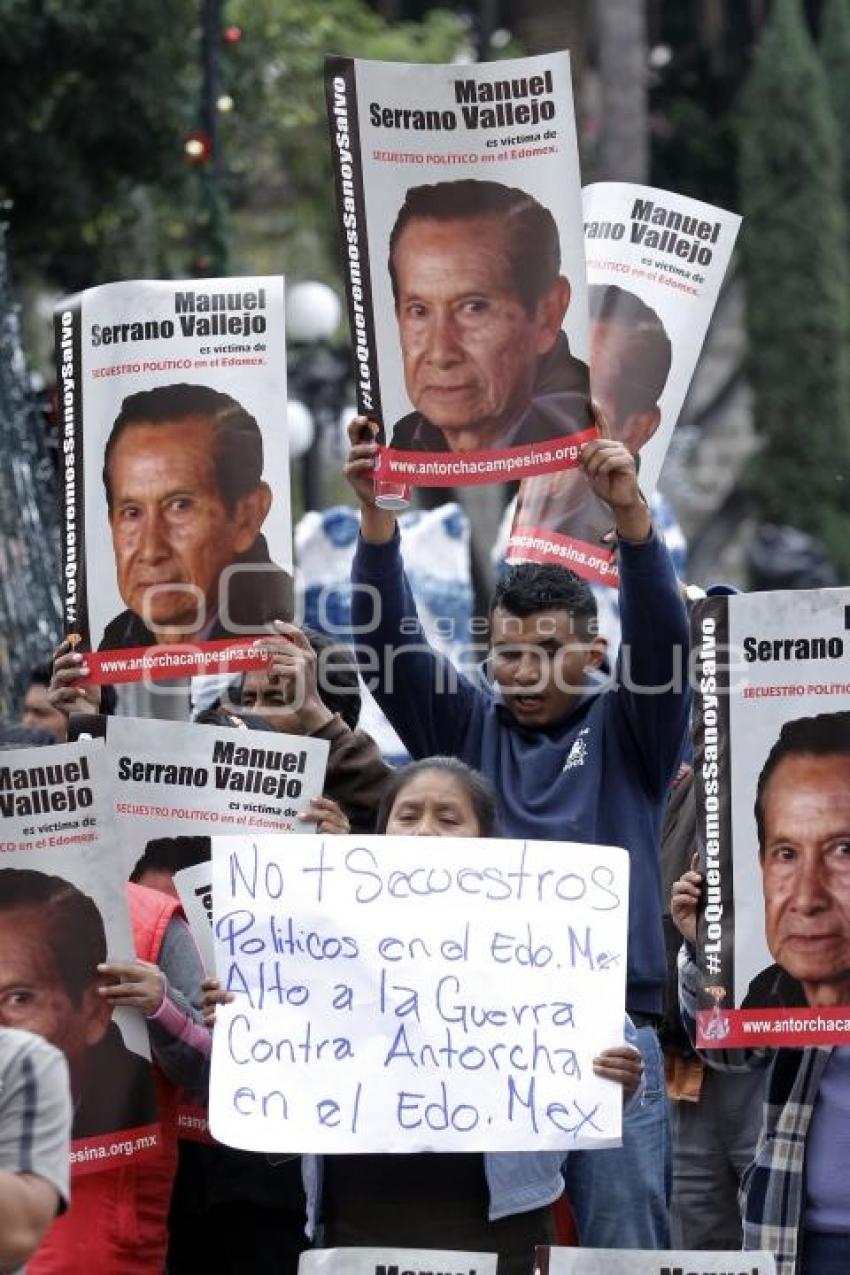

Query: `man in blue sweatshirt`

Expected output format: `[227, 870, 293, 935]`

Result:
[345, 419, 689, 1248]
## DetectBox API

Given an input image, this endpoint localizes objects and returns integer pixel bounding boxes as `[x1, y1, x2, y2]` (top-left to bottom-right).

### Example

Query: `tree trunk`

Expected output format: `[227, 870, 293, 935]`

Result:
[593, 0, 650, 183]
[507, 0, 586, 63]
[0, 227, 62, 718]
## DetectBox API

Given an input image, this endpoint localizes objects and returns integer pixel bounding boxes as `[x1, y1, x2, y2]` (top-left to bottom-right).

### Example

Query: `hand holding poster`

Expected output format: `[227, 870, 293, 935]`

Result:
[54, 277, 293, 684]
[0, 740, 159, 1170]
[507, 184, 740, 586]
[326, 53, 594, 492]
[300, 1250, 497, 1275]
[209, 833, 629, 1154]
[534, 1248, 776, 1275]
[690, 587, 850, 1046]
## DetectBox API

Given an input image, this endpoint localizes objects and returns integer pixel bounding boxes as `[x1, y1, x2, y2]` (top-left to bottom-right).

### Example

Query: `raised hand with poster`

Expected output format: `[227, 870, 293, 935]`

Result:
[0, 740, 159, 1170]
[209, 833, 629, 1154]
[326, 53, 594, 494]
[507, 184, 740, 586]
[690, 587, 850, 1047]
[533, 1247, 776, 1275]
[54, 277, 293, 685]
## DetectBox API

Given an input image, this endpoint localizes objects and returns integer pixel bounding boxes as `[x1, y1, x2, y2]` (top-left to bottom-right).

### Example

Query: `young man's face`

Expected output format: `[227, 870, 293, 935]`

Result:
[489, 607, 605, 729]
[21, 683, 67, 742]
[239, 668, 305, 735]
[107, 416, 267, 640]
[0, 906, 111, 1095]
[393, 215, 567, 447]
[760, 752, 850, 1006]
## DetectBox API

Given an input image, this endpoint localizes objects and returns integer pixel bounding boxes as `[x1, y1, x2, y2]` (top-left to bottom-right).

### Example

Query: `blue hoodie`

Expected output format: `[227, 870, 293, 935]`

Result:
[351, 527, 690, 1016]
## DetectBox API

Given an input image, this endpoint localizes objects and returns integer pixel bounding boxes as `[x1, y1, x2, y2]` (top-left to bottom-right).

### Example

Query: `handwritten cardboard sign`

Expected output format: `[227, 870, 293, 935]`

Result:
[209, 833, 629, 1153]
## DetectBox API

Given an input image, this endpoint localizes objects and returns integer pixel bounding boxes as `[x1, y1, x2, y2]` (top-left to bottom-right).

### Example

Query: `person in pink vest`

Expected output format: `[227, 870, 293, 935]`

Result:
[25, 881, 209, 1274]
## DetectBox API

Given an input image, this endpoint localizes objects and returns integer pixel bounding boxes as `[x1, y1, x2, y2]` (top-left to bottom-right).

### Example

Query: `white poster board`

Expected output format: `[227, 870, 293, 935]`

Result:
[536, 1247, 775, 1275]
[0, 741, 158, 1167]
[507, 183, 740, 586]
[301, 1250, 497, 1275]
[210, 834, 629, 1153]
[691, 587, 850, 1048]
[55, 275, 292, 682]
[105, 715, 329, 876]
[327, 52, 594, 489]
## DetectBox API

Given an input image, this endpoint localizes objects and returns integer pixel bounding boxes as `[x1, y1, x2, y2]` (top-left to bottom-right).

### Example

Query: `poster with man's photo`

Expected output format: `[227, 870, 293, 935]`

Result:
[0, 740, 159, 1171]
[506, 183, 740, 586]
[691, 587, 850, 1047]
[70, 715, 329, 1143]
[326, 52, 595, 491]
[54, 276, 293, 684]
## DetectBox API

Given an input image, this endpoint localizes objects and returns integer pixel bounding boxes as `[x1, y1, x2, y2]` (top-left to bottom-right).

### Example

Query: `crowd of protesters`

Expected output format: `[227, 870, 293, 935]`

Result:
[0, 419, 845, 1275]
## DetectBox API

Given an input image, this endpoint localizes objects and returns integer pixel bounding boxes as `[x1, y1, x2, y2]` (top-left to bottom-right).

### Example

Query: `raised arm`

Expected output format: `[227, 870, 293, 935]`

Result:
[345, 417, 482, 759]
[582, 438, 690, 797]
[100, 918, 211, 1090]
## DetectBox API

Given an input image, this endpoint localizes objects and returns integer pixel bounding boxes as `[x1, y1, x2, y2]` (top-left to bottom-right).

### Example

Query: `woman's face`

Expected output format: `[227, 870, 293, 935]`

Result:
[385, 770, 482, 837]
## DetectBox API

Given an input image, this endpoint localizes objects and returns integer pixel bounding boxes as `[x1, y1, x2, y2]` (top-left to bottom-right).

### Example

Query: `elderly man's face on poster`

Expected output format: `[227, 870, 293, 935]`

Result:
[393, 215, 568, 448]
[760, 752, 850, 1006]
[0, 904, 111, 1094]
[107, 415, 270, 637]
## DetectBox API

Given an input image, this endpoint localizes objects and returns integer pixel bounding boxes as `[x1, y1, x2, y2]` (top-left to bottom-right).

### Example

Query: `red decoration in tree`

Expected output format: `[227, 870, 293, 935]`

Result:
[184, 130, 212, 164]
[223, 25, 242, 43]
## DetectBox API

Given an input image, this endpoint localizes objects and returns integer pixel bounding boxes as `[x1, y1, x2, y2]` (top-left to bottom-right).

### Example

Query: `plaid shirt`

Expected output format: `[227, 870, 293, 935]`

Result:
[679, 945, 832, 1275]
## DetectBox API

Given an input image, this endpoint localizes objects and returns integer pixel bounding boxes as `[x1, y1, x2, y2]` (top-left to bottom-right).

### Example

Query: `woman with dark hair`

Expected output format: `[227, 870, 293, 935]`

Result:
[374, 755, 499, 838]
[206, 757, 642, 1274]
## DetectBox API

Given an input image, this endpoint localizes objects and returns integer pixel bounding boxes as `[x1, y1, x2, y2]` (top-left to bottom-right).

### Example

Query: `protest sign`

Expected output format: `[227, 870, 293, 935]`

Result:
[534, 1248, 775, 1275]
[101, 715, 329, 876]
[105, 716, 327, 1144]
[691, 587, 850, 1047]
[164, 866, 216, 1145]
[326, 52, 593, 493]
[174, 861, 215, 973]
[0, 740, 159, 1171]
[507, 183, 740, 586]
[300, 1250, 497, 1275]
[209, 833, 629, 1154]
[54, 276, 292, 684]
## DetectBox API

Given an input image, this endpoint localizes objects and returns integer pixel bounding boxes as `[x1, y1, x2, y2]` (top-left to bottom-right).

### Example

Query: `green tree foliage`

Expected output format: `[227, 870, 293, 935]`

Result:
[0, 0, 198, 288]
[0, 0, 464, 290]
[223, 0, 465, 281]
[739, 0, 850, 571]
[820, 0, 850, 228]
